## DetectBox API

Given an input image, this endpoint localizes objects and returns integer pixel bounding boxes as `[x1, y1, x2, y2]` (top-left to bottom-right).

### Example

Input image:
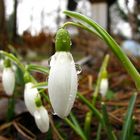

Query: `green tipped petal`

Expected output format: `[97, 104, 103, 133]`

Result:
[55, 28, 71, 52]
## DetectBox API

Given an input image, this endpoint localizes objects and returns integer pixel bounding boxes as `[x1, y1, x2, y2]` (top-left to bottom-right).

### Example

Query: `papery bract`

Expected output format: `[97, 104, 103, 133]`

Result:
[24, 82, 40, 116]
[48, 52, 78, 118]
[2, 67, 15, 96]
[34, 106, 49, 133]
[100, 78, 108, 97]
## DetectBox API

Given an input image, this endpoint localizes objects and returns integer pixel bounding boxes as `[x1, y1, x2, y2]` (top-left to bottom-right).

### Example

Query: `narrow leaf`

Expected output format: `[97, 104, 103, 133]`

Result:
[121, 92, 137, 140]
[27, 64, 49, 74]
[101, 102, 117, 140]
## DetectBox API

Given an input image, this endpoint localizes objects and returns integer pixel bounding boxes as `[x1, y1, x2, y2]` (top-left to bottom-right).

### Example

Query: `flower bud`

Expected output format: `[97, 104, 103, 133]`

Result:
[2, 67, 15, 96]
[100, 78, 108, 97]
[34, 106, 49, 133]
[24, 82, 41, 116]
[48, 52, 78, 118]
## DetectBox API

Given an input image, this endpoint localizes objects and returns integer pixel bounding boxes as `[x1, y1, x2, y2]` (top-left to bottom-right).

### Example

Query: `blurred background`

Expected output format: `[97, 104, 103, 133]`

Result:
[1, 0, 140, 140]
[1, 0, 140, 58]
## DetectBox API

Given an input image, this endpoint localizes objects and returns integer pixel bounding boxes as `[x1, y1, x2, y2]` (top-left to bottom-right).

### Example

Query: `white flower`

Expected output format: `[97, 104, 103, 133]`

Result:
[100, 78, 109, 97]
[48, 52, 78, 118]
[2, 67, 15, 96]
[34, 106, 49, 133]
[24, 82, 41, 116]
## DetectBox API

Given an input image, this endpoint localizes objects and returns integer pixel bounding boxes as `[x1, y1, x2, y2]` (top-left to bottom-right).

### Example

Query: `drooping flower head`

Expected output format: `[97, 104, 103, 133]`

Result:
[2, 59, 15, 96]
[24, 82, 41, 116]
[24, 72, 49, 132]
[48, 28, 78, 118]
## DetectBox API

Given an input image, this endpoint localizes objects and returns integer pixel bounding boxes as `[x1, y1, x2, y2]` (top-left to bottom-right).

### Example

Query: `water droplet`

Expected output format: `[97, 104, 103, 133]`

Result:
[75, 64, 82, 74]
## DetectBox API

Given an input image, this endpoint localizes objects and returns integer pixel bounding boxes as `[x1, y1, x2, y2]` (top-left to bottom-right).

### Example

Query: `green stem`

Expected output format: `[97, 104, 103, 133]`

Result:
[84, 112, 92, 139]
[84, 55, 109, 137]
[0, 51, 25, 72]
[77, 93, 102, 121]
[92, 54, 109, 104]
[49, 117, 64, 140]
[64, 10, 140, 90]
[96, 123, 102, 140]
[64, 118, 87, 140]
[101, 102, 117, 140]
[62, 22, 102, 39]
[121, 92, 137, 140]
[6, 96, 15, 121]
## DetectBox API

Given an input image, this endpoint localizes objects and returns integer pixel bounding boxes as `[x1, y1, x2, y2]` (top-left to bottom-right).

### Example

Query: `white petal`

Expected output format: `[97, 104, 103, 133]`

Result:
[24, 82, 40, 116]
[2, 68, 15, 96]
[100, 79, 108, 97]
[48, 52, 78, 118]
[34, 106, 49, 133]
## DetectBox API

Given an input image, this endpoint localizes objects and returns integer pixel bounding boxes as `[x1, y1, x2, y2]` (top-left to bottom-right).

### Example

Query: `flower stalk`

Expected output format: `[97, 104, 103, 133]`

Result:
[63, 10, 140, 91]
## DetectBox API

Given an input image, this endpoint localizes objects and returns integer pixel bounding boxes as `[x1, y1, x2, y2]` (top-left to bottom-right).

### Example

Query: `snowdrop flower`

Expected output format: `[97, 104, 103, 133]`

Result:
[100, 78, 108, 97]
[34, 106, 49, 133]
[2, 59, 15, 96]
[24, 82, 41, 116]
[48, 28, 78, 118]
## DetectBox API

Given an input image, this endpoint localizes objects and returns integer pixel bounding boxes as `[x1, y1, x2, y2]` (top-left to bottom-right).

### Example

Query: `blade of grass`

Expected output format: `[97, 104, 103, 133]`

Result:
[121, 92, 137, 140]
[128, 116, 135, 140]
[63, 10, 140, 90]
[69, 112, 87, 140]
[96, 123, 102, 140]
[70, 112, 83, 131]
[64, 118, 87, 140]
[101, 102, 117, 140]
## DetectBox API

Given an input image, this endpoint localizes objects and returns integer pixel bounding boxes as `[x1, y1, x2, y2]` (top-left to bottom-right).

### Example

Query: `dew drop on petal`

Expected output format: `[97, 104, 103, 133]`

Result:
[75, 64, 82, 74]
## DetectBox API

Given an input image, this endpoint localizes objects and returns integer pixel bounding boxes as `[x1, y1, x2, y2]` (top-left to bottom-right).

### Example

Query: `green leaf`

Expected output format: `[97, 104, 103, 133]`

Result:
[33, 82, 48, 89]
[127, 116, 135, 140]
[27, 64, 49, 74]
[121, 92, 137, 140]
[101, 102, 117, 140]
[70, 112, 87, 140]
[64, 118, 87, 140]
[96, 123, 102, 140]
